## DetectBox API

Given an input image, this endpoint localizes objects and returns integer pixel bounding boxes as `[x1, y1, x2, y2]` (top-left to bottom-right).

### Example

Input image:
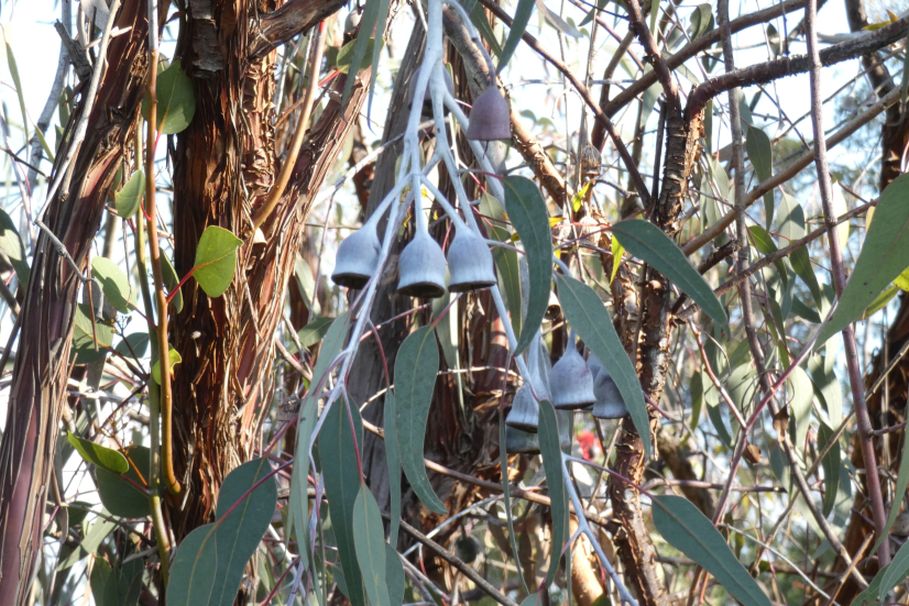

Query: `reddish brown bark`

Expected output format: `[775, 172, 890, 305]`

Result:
[0, 3, 151, 602]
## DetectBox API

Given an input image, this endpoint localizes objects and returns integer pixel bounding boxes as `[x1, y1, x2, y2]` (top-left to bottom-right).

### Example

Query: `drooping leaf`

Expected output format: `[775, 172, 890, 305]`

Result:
[114, 169, 145, 218]
[318, 398, 366, 606]
[193, 226, 242, 298]
[817, 424, 841, 518]
[652, 495, 771, 606]
[503, 176, 552, 354]
[497, 0, 535, 72]
[384, 544, 405, 606]
[878, 540, 909, 601]
[353, 483, 391, 606]
[874, 411, 909, 553]
[394, 326, 447, 513]
[92, 256, 134, 313]
[0, 208, 29, 286]
[167, 458, 277, 606]
[538, 400, 567, 584]
[384, 392, 402, 545]
[612, 219, 727, 326]
[745, 125, 773, 224]
[555, 274, 651, 457]
[67, 432, 128, 474]
[95, 445, 150, 518]
[817, 173, 909, 345]
[151, 59, 196, 135]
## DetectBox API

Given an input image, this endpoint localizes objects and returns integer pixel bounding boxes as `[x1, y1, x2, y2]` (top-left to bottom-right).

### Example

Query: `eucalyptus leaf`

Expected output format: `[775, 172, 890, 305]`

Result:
[394, 326, 447, 513]
[555, 274, 651, 457]
[67, 432, 128, 474]
[193, 226, 242, 298]
[503, 176, 552, 354]
[114, 169, 144, 218]
[612, 219, 727, 326]
[498, 0, 535, 72]
[353, 483, 391, 606]
[92, 256, 134, 313]
[652, 495, 771, 606]
[817, 173, 909, 346]
[150, 59, 196, 135]
[538, 400, 567, 585]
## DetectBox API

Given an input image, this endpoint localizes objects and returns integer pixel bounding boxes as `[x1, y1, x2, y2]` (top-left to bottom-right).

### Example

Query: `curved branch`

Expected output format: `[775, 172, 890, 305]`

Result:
[248, 0, 345, 60]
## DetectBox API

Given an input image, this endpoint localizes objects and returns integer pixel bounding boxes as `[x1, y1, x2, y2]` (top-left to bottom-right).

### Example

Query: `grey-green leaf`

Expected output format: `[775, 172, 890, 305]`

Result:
[538, 400, 567, 584]
[612, 219, 727, 326]
[395, 326, 447, 514]
[497, 0, 535, 72]
[555, 274, 651, 457]
[384, 392, 402, 545]
[353, 483, 391, 606]
[652, 495, 770, 606]
[503, 175, 552, 354]
[816, 173, 909, 346]
[166, 457, 277, 606]
[193, 226, 242, 298]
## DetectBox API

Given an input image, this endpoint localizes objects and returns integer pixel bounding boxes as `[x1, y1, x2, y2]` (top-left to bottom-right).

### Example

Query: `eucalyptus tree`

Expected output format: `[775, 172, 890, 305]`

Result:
[0, 0, 907, 604]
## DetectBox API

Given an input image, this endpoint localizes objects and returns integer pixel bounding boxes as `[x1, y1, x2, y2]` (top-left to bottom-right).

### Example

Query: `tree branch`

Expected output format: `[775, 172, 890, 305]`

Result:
[248, 0, 345, 61]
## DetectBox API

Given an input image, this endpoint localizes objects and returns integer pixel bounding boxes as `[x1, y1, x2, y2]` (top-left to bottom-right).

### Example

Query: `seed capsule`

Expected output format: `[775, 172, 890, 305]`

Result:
[396, 230, 448, 298]
[467, 85, 511, 141]
[447, 230, 496, 292]
[331, 225, 380, 289]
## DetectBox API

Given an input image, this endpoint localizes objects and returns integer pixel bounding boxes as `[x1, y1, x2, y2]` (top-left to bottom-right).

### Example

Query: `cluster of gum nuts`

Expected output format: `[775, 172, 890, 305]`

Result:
[330, 84, 627, 455]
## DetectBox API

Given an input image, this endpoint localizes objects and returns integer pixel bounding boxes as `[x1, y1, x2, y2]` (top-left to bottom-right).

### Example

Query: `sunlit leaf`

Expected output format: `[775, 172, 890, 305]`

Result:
[555, 274, 651, 457]
[394, 326, 446, 514]
[193, 226, 242, 298]
[504, 176, 552, 354]
[67, 432, 128, 474]
[0, 208, 29, 286]
[151, 346, 182, 384]
[167, 458, 277, 606]
[149, 59, 196, 135]
[652, 495, 771, 606]
[817, 173, 909, 346]
[612, 219, 727, 326]
[610, 235, 624, 285]
[162, 254, 184, 313]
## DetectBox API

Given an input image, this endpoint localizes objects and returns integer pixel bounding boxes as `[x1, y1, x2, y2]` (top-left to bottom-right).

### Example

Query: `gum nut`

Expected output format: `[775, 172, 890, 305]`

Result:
[587, 352, 605, 382]
[396, 231, 448, 298]
[505, 424, 540, 454]
[447, 230, 497, 292]
[592, 371, 628, 419]
[331, 226, 380, 289]
[505, 385, 540, 432]
[467, 85, 511, 141]
[550, 346, 596, 410]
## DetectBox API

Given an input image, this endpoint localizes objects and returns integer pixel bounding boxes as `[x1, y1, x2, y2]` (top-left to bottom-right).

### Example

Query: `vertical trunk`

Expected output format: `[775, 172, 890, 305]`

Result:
[168, 0, 372, 535]
[0, 3, 149, 602]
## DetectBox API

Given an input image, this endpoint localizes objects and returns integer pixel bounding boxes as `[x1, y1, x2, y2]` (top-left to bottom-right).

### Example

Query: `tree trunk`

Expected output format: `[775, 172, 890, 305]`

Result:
[0, 3, 151, 602]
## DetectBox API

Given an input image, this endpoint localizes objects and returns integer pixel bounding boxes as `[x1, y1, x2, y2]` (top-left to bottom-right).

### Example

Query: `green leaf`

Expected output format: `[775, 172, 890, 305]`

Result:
[318, 398, 366, 606]
[296, 315, 335, 349]
[72, 304, 114, 364]
[610, 235, 624, 284]
[394, 326, 447, 514]
[555, 274, 651, 458]
[874, 408, 909, 553]
[878, 540, 909, 601]
[95, 445, 150, 518]
[816, 173, 909, 346]
[0, 208, 29, 287]
[353, 483, 391, 606]
[67, 432, 128, 474]
[384, 393, 402, 546]
[162, 254, 184, 313]
[151, 346, 182, 384]
[114, 332, 150, 360]
[114, 169, 145, 218]
[152, 59, 195, 135]
[503, 176, 552, 354]
[497, 0, 535, 72]
[193, 226, 242, 298]
[652, 495, 771, 606]
[92, 256, 134, 313]
[745, 125, 773, 224]
[612, 219, 727, 326]
[538, 400, 567, 584]
[167, 458, 277, 606]
[384, 544, 405, 606]
[817, 424, 840, 517]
